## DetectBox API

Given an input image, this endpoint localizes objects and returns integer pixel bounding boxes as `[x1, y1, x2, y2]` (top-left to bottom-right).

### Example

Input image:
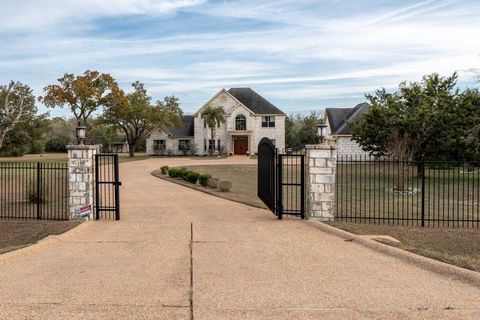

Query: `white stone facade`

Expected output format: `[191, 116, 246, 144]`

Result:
[306, 143, 337, 221]
[146, 129, 194, 156]
[67, 145, 98, 220]
[336, 136, 369, 158]
[194, 90, 285, 155]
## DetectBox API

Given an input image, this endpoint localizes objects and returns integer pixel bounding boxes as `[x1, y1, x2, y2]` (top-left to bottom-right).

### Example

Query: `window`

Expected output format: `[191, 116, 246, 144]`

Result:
[204, 139, 207, 151]
[217, 139, 221, 151]
[178, 140, 191, 151]
[204, 121, 206, 128]
[208, 139, 215, 151]
[153, 140, 165, 151]
[235, 115, 246, 130]
[262, 116, 275, 127]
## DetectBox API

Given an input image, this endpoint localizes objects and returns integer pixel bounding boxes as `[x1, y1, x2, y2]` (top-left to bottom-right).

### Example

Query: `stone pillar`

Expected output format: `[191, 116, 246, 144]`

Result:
[67, 145, 98, 220]
[305, 141, 337, 221]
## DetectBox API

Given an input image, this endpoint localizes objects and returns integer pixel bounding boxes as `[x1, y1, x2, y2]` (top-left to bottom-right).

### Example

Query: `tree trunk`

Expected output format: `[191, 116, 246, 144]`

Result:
[129, 144, 136, 157]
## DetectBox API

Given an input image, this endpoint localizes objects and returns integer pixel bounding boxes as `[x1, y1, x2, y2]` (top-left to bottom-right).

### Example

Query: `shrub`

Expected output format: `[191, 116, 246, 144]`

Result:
[208, 177, 219, 189]
[168, 168, 179, 178]
[177, 168, 189, 179]
[198, 174, 211, 187]
[160, 166, 169, 174]
[185, 171, 200, 184]
[218, 180, 232, 192]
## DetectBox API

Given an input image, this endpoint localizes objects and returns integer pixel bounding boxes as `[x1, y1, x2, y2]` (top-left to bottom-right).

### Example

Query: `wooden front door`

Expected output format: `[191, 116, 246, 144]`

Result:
[233, 137, 248, 155]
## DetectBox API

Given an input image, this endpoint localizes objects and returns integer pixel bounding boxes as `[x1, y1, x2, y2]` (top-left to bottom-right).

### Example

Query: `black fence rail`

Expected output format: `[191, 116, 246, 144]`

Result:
[336, 156, 480, 227]
[0, 162, 69, 220]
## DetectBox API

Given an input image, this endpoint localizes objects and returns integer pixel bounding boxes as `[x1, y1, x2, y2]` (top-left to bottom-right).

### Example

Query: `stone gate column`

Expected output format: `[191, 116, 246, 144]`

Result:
[305, 142, 337, 220]
[67, 145, 98, 220]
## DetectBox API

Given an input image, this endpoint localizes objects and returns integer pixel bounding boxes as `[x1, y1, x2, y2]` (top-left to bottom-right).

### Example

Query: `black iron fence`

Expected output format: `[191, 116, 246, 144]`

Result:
[257, 138, 305, 219]
[0, 162, 69, 220]
[336, 156, 480, 227]
[95, 154, 121, 220]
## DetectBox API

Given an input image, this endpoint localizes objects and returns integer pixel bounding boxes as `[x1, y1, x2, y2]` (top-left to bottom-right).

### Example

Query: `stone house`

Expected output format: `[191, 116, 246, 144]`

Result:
[146, 116, 195, 156]
[147, 88, 286, 156]
[321, 103, 370, 157]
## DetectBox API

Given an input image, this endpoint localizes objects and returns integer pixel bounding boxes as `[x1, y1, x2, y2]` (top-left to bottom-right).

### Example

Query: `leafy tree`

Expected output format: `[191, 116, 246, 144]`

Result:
[39, 70, 124, 126]
[200, 105, 225, 154]
[44, 117, 76, 152]
[286, 111, 320, 149]
[86, 117, 123, 151]
[0, 81, 37, 150]
[103, 81, 183, 157]
[2, 114, 50, 156]
[351, 73, 480, 175]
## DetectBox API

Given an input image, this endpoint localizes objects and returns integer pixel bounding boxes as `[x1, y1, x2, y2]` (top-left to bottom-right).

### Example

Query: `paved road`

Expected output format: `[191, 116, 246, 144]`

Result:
[0, 157, 479, 319]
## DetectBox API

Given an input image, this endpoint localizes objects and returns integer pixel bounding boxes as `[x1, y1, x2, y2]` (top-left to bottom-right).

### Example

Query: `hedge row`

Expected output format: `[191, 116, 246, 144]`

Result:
[161, 166, 232, 191]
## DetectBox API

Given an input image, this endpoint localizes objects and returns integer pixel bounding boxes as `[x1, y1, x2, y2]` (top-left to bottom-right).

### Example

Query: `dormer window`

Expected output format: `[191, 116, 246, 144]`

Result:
[235, 115, 246, 130]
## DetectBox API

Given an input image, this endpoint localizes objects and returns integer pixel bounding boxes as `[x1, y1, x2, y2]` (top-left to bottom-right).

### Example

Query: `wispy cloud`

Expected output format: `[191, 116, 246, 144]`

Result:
[0, 0, 479, 115]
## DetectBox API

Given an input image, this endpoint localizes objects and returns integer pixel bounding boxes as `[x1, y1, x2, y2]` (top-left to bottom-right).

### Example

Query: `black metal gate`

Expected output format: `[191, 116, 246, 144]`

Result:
[257, 138, 305, 219]
[95, 154, 121, 220]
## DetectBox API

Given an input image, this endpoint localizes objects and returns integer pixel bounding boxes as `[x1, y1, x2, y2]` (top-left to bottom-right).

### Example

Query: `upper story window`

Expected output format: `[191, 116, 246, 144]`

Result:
[235, 115, 246, 130]
[262, 116, 275, 128]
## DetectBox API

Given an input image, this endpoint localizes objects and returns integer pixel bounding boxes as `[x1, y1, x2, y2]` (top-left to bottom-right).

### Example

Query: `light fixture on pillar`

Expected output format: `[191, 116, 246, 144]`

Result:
[317, 122, 327, 144]
[76, 125, 87, 145]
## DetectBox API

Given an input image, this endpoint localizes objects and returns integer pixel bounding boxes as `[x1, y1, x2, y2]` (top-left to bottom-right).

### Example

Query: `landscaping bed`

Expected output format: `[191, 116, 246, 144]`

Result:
[152, 164, 266, 209]
[328, 221, 480, 272]
[0, 220, 81, 255]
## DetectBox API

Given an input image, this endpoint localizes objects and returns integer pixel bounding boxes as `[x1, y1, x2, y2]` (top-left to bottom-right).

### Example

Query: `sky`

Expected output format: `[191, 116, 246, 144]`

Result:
[1, 0, 480, 117]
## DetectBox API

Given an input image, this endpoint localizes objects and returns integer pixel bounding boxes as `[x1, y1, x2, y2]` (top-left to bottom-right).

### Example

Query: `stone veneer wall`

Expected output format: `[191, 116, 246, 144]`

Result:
[336, 136, 369, 157]
[305, 142, 337, 221]
[67, 145, 98, 220]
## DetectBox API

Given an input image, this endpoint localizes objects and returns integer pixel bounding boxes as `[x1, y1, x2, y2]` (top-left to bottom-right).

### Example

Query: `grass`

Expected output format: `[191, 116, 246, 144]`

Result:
[327, 221, 480, 272]
[0, 220, 80, 255]
[152, 164, 267, 209]
[336, 162, 480, 226]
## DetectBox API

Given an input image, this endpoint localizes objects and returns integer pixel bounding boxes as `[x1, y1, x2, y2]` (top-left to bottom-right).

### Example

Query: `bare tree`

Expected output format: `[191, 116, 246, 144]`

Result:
[385, 130, 413, 191]
[0, 81, 36, 150]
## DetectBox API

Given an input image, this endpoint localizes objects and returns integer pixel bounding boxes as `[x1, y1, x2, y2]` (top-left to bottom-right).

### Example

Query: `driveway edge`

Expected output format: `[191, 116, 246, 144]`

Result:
[0, 221, 92, 264]
[308, 220, 480, 288]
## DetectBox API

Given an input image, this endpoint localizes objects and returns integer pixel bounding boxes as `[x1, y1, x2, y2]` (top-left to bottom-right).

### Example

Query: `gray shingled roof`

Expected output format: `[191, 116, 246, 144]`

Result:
[228, 88, 285, 115]
[164, 115, 194, 137]
[325, 102, 370, 135]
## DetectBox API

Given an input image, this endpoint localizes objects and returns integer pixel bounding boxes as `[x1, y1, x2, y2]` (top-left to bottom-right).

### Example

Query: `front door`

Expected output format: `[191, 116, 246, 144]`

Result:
[233, 136, 248, 155]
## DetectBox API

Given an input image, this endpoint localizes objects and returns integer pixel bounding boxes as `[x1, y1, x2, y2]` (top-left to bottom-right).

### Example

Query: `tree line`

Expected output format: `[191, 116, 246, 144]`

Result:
[0, 70, 183, 157]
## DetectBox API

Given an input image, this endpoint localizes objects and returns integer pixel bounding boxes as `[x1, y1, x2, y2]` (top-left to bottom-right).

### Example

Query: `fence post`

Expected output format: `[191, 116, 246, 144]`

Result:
[67, 144, 98, 220]
[305, 141, 337, 220]
[36, 162, 41, 219]
[421, 159, 425, 227]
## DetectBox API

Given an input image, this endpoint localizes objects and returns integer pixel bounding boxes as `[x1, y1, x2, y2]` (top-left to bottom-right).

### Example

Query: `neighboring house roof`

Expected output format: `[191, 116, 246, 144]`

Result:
[164, 115, 194, 137]
[325, 102, 370, 135]
[227, 88, 285, 115]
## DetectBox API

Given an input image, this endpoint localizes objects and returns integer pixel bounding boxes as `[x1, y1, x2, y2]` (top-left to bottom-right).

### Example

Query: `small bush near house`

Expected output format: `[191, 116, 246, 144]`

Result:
[168, 168, 180, 178]
[208, 177, 219, 189]
[160, 166, 169, 174]
[199, 174, 211, 187]
[185, 171, 200, 184]
[218, 180, 232, 192]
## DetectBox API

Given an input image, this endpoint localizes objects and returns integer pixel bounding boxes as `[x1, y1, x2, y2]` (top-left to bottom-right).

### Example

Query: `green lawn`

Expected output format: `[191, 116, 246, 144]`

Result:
[336, 162, 480, 227]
